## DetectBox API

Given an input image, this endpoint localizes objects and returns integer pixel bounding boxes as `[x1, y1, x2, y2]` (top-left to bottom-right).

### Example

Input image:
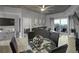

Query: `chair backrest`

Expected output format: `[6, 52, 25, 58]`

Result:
[51, 44, 68, 53]
[10, 37, 17, 53]
[28, 32, 35, 40]
[49, 32, 59, 47]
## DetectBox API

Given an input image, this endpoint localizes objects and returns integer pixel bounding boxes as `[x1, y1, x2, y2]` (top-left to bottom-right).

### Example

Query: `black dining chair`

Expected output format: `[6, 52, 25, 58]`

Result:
[10, 37, 33, 53]
[10, 37, 18, 53]
[50, 44, 68, 53]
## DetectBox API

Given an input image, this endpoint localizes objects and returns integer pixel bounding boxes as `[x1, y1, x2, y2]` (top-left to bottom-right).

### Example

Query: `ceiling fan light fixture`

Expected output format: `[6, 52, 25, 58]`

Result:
[41, 8, 45, 11]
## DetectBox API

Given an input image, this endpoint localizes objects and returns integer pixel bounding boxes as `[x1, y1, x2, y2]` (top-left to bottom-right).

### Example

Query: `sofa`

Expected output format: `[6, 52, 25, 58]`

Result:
[28, 29, 68, 53]
[32, 28, 59, 47]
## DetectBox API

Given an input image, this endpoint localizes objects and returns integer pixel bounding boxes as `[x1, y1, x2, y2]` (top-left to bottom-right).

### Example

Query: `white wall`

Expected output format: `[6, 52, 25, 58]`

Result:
[22, 8, 46, 36]
[22, 9, 46, 29]
[0, 6, 46, 37]
[0, 6, 20, 33]
[50, 18, 54, 30]
[69, 17, 74, 29]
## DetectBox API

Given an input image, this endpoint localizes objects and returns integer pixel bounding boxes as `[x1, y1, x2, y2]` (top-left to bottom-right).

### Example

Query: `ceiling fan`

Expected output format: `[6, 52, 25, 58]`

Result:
[38, 5, 55, 12]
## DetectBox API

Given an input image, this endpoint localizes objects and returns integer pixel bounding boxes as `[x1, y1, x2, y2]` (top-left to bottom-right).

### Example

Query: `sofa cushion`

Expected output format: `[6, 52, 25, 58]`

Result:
[33, 28, 50, 38]
[32, 28, 59, 47]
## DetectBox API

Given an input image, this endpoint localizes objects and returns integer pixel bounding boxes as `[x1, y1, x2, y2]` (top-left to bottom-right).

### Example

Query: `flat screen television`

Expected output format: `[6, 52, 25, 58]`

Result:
[0, 18, 15, 26]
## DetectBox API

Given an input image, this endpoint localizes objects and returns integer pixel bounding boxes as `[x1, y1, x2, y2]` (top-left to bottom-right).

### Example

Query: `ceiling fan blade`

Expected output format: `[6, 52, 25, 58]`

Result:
[36, 5, 55, 12]
[37, 5, 43, 9]
[45, 5, 54, 9]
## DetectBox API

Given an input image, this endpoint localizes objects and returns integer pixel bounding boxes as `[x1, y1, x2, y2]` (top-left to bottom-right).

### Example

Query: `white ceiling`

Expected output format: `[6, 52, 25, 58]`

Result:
[2, 5, 71, 15]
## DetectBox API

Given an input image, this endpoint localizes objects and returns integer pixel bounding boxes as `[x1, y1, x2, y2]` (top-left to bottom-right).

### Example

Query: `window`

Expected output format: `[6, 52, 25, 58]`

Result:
[54, 19, 60, 24]
[60, 18, 68, 25]
[54, 18, 68, 25]
[54, 18, 68, 32]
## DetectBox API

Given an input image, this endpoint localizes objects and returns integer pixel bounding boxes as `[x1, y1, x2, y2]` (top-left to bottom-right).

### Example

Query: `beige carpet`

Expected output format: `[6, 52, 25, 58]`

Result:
[67, 36, 77, 53]
[58, 34, 77, 53]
